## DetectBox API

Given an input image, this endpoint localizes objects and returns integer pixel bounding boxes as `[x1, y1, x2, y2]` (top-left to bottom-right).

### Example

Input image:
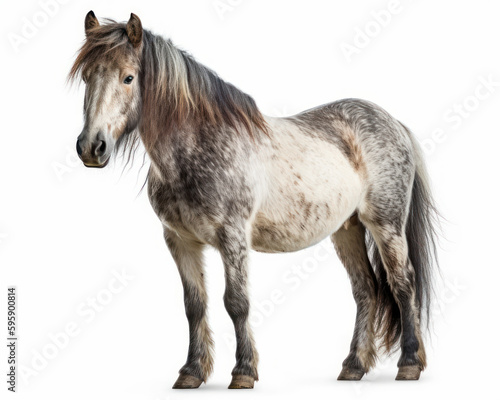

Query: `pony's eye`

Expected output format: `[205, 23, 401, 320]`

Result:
[123, 75, 134, 84]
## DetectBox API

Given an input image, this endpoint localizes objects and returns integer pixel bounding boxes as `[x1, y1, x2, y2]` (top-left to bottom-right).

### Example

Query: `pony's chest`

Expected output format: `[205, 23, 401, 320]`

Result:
[147, 173, 197, 232]
[146, 169, 231, 244]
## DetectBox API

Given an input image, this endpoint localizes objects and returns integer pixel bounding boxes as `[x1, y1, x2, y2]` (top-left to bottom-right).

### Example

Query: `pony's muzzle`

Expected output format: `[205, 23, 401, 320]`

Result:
[76, 131, 111, 168]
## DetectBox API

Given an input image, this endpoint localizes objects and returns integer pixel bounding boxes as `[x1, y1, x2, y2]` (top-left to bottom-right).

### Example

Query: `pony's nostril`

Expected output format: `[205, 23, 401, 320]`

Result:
[93, 140, 107, 157]
[76, 140, 83, 156]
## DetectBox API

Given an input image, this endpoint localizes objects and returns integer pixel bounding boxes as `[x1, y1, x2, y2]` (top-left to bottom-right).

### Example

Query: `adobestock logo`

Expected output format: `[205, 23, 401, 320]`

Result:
[340, 0, 404, 63]
[420, 74, 500, 156]
[212, 0, 244, 21]
[223, 239, 336, 352]
[18, 269, 134, 386]
[52, 146, 81, 183]
[8, 0, 71, 53]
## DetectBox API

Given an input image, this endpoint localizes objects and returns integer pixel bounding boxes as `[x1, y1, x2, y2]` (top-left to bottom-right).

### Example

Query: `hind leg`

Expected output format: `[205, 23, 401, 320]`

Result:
[333, 214, 377, 380]
[362, 220, 426, 380]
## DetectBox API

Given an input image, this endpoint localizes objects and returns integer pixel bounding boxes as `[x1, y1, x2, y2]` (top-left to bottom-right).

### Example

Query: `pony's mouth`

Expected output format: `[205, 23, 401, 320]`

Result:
[83, 157, 110, 168]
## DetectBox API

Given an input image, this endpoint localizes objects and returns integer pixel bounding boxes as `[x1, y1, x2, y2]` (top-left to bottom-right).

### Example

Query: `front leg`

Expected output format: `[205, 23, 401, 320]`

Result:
[164, 228, 214, 389]
[218, 225, 259, 389]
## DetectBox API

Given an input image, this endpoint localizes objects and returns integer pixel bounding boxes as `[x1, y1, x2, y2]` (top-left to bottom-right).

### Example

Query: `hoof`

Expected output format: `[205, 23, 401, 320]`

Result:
[172, 373, 203, 389]
[396, 365, 421, 380]
[337, 366, 365, 381]
[228, 374, 255, 389]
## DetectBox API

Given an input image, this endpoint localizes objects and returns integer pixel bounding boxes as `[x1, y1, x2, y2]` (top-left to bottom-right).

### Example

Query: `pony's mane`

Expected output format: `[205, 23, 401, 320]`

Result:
[69, 20, 268, 153]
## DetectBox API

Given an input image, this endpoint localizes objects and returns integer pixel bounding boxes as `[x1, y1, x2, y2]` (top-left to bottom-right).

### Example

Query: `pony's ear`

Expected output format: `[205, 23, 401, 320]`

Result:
[84, 10, 99, 35]
[126, 13, 143, 48]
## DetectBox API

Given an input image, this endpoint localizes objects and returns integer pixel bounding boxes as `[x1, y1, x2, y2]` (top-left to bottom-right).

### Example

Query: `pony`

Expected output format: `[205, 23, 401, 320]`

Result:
[69, 11, 439, 389]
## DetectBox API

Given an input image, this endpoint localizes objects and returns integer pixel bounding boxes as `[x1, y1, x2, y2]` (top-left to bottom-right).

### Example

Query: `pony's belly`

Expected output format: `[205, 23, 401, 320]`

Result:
[250, 202, 348, 253]
[251, 223, 334, 253]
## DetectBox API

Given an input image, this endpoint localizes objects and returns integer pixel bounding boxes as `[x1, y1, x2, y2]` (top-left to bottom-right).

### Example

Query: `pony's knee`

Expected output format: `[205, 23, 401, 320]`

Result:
[223, 287, 250, 321]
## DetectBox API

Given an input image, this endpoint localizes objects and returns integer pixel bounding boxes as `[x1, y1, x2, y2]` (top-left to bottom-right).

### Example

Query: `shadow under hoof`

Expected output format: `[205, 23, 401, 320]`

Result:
[396, 365, 421, 380]
[337, 367, 365, 381]
[228, 375, 255, 389]
[172, 374, 203, 389]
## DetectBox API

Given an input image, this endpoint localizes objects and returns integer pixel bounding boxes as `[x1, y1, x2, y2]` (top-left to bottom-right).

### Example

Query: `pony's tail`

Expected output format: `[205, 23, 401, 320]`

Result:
[367, 127, 440, 354]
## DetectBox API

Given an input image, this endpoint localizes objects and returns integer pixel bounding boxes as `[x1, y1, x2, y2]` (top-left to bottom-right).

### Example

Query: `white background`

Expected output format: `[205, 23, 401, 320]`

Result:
[1, 0, 499, 399]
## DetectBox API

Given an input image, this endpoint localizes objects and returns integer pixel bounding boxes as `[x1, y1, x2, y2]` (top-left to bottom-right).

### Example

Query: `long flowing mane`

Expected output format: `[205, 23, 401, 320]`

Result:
[69, 20, 268, 153]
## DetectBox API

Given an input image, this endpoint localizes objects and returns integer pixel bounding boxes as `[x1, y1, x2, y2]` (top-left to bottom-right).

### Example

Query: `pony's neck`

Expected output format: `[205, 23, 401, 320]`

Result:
[138, 30, 267, 153]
